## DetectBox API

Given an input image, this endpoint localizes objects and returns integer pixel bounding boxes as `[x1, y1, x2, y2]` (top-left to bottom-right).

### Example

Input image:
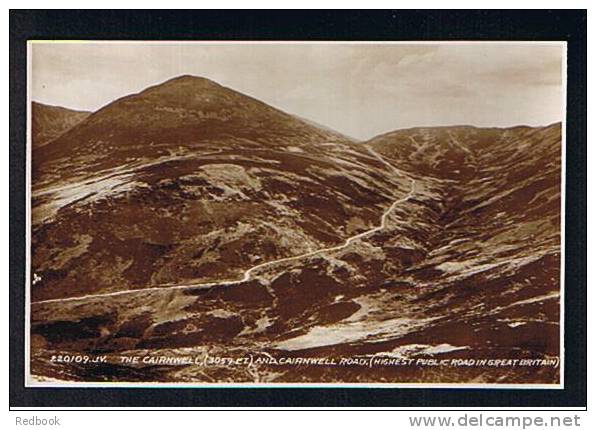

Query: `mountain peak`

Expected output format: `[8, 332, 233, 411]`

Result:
[165, 74, 212, 82]
[35, 74, 353, 167]
[145, 74, 223, 93]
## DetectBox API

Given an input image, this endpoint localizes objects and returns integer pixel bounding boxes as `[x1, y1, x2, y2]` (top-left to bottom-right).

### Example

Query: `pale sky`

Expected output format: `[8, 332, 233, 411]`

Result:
[30, 42, 565, 140]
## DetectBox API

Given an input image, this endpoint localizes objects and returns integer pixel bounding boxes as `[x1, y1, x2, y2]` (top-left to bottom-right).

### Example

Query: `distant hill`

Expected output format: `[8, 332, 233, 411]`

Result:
[31, 102, 90, 147]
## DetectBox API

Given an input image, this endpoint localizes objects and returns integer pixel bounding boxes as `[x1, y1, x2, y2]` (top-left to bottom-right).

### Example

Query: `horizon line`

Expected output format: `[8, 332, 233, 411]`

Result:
[31, 73, 564, 142]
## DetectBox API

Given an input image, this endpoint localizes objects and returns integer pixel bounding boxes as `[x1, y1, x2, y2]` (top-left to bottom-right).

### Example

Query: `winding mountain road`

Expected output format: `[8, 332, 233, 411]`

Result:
[31, 147, 416, 305]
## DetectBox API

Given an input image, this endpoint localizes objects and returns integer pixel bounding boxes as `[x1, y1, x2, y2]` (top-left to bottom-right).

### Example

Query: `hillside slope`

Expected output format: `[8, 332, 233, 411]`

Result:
[31, 102, 90, 148]
[33, 75, 353, 186]
[31, 76, 407, 302]
[29, 79, 562, 384]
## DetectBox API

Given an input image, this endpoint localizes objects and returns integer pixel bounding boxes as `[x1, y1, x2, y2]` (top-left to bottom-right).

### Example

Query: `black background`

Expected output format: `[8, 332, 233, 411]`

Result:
[9, 9, 587, 409]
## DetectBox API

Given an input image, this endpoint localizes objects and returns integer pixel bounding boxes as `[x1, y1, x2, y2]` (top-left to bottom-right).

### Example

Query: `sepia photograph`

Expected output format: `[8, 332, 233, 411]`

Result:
[26, 40, 565, 387]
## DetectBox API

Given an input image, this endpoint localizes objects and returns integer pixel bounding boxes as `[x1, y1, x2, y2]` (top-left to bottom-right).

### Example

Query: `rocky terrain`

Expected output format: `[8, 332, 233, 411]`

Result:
[29, 76, 562, 385]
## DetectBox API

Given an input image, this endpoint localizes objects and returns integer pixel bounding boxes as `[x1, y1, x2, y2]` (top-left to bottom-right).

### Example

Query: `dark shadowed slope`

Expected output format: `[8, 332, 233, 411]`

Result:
[31, 102, 90, 148]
